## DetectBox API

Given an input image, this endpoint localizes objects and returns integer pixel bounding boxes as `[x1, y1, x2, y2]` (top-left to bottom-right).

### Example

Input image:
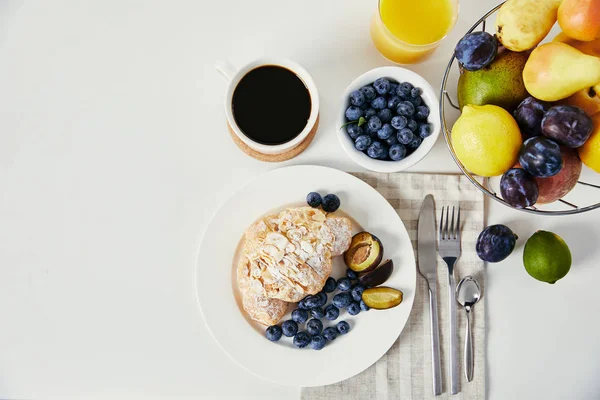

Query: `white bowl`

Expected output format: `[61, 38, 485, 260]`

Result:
[337, 66, 440, 173]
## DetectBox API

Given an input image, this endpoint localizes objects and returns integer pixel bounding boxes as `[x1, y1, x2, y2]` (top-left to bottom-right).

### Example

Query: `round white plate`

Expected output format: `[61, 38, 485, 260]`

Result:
[196, 165, 416, 387]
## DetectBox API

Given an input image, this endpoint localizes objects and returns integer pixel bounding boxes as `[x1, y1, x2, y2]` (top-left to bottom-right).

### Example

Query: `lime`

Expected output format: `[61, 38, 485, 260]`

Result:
[523, 231, 572, 284]
[451, 104, 522, 177]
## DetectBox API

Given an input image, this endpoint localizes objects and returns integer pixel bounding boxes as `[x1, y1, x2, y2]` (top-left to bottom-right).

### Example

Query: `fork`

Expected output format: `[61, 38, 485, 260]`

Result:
[439, 206, 461, 395]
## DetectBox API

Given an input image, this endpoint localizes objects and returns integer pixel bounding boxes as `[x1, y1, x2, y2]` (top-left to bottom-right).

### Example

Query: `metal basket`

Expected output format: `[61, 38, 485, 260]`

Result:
[439, 2, 600, 215]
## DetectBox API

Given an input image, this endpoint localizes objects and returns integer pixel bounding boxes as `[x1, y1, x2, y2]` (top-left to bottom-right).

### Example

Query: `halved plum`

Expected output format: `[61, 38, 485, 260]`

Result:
[361, 287, 403, 310]
[358, 259, 394, 287]
[343, 232, 383, 272]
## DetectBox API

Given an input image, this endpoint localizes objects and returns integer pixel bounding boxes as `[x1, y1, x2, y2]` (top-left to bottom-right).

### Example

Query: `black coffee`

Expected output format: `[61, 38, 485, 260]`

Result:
[232, 65, 311, 145]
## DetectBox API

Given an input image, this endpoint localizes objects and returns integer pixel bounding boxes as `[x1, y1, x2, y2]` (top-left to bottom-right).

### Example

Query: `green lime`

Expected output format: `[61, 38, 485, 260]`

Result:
[523, 231, 572, 284]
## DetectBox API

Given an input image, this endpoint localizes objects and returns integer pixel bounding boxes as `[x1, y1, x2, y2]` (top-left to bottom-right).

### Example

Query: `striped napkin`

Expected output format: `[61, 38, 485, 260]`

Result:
[302, 172, 486, 400]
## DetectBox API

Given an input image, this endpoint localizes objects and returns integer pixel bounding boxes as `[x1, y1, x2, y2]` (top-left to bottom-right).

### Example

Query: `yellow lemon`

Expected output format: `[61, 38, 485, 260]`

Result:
[578, 113, 600, 173]
[451, 104, 522, 177]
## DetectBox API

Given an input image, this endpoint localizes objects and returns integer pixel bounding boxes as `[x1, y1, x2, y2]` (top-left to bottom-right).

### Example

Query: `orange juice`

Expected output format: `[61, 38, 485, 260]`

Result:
[371, 0, 458, 64]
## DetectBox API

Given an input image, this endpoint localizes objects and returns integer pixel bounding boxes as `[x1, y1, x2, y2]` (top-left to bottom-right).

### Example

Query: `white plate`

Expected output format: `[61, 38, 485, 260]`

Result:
[196, 165, 416, 387]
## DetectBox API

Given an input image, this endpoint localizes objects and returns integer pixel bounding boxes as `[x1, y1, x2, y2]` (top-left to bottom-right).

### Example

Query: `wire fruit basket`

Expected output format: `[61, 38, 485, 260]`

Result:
[439, 2, 600, 215]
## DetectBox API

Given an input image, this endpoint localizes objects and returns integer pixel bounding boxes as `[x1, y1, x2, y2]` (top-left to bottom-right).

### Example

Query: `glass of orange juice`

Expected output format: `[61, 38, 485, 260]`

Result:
[371, 0, 459, 64]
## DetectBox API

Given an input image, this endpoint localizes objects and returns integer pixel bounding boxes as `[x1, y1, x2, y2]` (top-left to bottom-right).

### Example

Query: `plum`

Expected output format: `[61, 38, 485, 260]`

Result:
[536, 147, 582, 204]
[541, 105, 593, 148]
[476, 224, 518, 262]
[358, 259, 394, 287]
[455, 32, 498, 71]
[513, 97, 551, 139]
[344, 232, 383, 272]
[500, 168, 539, 208]
[519, 137, 563, 177]
[361, 287, 403, 310]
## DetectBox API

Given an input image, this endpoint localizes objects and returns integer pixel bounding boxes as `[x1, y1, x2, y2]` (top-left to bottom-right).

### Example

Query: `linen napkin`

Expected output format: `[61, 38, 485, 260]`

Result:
[302, 172, 486, 400]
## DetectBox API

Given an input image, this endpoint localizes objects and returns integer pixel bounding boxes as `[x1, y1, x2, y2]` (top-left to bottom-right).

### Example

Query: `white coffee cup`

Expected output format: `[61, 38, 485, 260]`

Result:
[215, 58, 319, 155]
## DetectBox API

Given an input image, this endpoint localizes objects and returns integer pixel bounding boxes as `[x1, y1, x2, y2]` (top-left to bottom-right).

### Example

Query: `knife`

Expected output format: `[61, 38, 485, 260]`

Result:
[418, 194, 442, 396]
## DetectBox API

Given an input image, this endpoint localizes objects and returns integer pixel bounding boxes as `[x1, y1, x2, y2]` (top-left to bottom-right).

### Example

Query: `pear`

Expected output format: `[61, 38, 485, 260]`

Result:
[523, 42, 600, 101]
[496, 0, 562, 52]
[457, 47, 529, 111]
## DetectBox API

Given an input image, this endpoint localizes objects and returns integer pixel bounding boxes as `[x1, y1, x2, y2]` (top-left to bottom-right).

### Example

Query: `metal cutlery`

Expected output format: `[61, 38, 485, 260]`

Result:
[456, 276, 482, 382]
[439, 206, 461, 395]
[417, 195, 442, 396]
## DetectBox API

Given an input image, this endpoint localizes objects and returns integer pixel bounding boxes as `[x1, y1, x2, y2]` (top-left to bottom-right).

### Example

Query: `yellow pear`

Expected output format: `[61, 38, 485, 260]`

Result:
[523, 42, 600, 101]
[496, 0, 562, 52]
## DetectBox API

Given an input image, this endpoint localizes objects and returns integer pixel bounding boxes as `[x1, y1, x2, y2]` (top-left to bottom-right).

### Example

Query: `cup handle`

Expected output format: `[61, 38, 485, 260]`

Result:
[215, 60, 237, 82]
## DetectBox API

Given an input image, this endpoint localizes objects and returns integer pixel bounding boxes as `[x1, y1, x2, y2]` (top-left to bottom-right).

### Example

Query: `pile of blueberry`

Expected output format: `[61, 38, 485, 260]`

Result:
[306, 192, 340, 212]
[344, 78, 433, 161]
[265, 269, 370, 350]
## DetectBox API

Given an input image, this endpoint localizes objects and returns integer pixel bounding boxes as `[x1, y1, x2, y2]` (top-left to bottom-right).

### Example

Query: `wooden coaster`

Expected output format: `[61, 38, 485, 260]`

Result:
[227, 115, 319, 162]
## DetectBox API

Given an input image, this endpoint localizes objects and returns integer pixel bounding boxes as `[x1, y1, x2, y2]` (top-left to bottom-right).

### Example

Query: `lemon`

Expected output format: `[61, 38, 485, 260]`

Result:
[578, 113, 600, 173]
[451, 104, 522, 177]
[523, 231, 572, 284]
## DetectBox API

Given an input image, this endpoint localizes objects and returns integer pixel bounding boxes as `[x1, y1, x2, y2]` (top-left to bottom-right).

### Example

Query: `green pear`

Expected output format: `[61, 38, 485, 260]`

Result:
[457, 47, 530, 112]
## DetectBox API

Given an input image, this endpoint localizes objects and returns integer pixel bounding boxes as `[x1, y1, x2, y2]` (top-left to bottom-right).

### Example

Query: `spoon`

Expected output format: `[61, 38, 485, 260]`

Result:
[456, 276, 482, 382]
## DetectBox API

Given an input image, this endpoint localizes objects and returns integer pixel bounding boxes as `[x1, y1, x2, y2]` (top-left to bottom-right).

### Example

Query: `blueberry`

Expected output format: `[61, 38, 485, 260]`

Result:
[292, 309, 309, 324]
[323, 326, 338, 341]
[345, 106, 363, 121]
[315, 291, 328, 307]
[323, 277, 337, 293]
[266, 325, 283, 342]
[322, 194, 341, 213]
[359, 85, 377, 101]
[408, 135, 422, 149]
[389, 82, 399, 95]
[336, 320, 351, 335]
[349, 90, 366, 107]
[325, 304, 340, 320]
[367, 116, 382, 131]
[378, 144, 390, 160]
[367, 129, 379, 139]
[337, 277, 352, 292]
[364, 108, 377, 119]
[293, 331, 311, 348]
[476, 224, 518, 262]
[397, 101, 415, 117]
[371, 97, 387, 110]
[346, 123, 363, 140]
[307, 319, 323, 335]
[454, 31, 498, 71]
[411, 87, 423, 98]
[377, 123, 395, 140]
[311, 307, 325, 319]
[397, 128, 414, 145]
[306, 192, 322, 208]
[360, 300, 370, 311]
[396, 82, 414, 98]
[311, 334, 327, 350]
[351, 285, 365, 301]
[391, 115, 408, 130]
[332, 292, 352, 308]
[298, 297, 310, 310]
[389, 143, 407, 161]
[407, 119, 418, 132]
[415, 104, 429, 119]
[377, 108, 393, 123]
[347, 302, 361, 315]
[409, 96, 423, 107]
[418, 123, 432, 138]
[282, 320, 299, 337]
[373, 78, 391, 94]
[388, 96, 402, 110]
[303, 295, 319, 309]
[367, 141, 386, 159]
[385, 135, 399, 147]
[346, 269, 358, 280]
[355, 135, 372, 151]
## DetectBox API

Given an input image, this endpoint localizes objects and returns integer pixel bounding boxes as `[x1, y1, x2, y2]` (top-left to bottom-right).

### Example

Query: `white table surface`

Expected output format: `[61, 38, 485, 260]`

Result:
[1, 0, 599, 399]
